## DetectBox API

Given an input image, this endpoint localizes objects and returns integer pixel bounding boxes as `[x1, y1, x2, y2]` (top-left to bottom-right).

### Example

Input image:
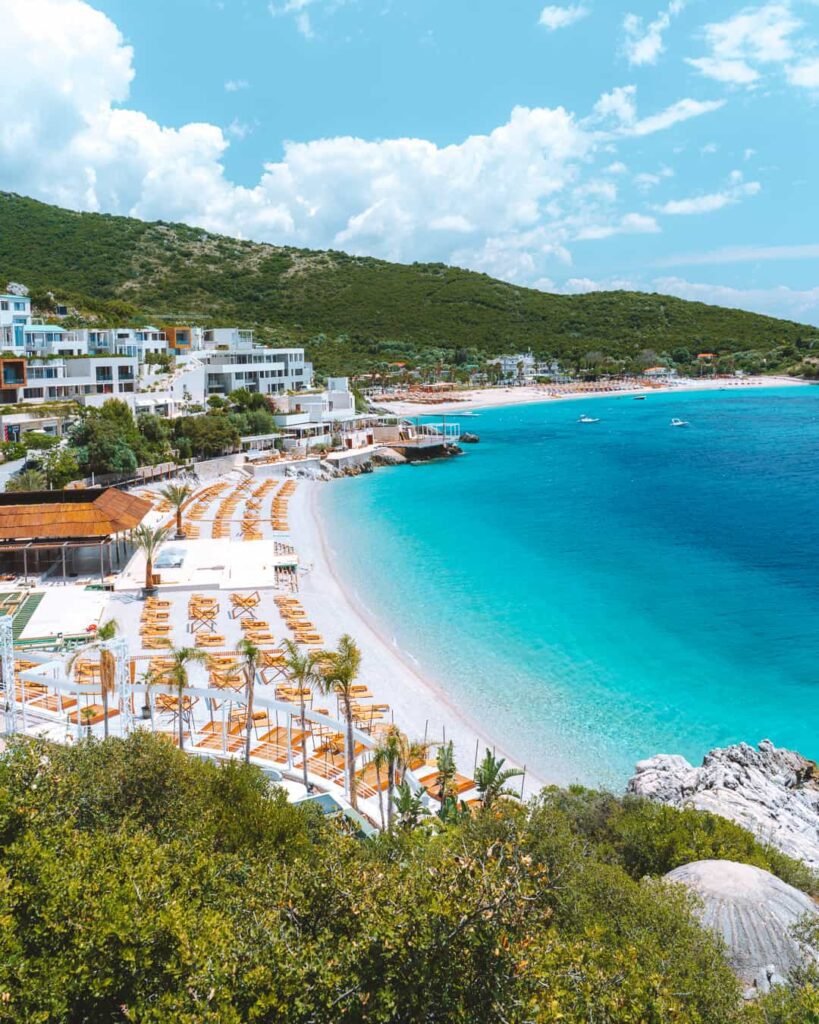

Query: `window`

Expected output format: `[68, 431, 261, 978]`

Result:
[13, 302, 25, 311]
[23, 387, 44, 399]
[0, 301, 8, 311]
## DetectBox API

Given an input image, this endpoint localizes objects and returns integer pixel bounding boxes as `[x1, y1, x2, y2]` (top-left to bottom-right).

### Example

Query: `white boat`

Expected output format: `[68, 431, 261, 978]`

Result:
[578, 414, 600, 423]
[670, 418, 689, 427]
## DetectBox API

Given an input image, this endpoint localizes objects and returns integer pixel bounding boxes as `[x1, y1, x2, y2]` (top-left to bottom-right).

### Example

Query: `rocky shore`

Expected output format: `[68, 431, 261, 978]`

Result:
[629, 740, 819, 870]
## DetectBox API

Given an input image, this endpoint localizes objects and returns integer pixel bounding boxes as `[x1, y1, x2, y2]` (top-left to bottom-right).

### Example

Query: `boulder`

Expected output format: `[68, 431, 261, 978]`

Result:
[665, 859, 817, 994]
[460, 432, 480, 443]
[629, 740, 819, 870]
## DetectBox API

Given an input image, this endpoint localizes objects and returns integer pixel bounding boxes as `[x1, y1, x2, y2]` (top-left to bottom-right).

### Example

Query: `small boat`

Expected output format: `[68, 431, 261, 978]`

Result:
[670, 418, 689, 427]
[578, 414, 600, 424]
[634, 395, 646, 401]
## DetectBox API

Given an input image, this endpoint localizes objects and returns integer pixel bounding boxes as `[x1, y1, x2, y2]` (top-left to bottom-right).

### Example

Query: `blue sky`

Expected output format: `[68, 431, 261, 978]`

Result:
[2, 0, 819, 322]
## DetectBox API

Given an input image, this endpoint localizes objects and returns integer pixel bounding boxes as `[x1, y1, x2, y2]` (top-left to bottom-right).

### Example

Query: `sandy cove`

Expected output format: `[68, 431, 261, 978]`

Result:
[288, 481, 544, 796]
[377, 375, 806, 416]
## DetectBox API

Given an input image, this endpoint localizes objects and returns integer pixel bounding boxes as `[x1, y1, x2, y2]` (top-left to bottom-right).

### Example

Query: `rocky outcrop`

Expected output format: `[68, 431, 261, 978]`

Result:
[371, 448, 407, 466]
[628, 740, 819, 870]
[665, 860, 817, 995]
[460, 432, 480, 444]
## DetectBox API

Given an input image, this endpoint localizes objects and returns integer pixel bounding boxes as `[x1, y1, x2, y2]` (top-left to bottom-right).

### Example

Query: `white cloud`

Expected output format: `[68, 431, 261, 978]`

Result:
[623, 0, 685, 67]
[559, 276, 637, 293]
[605, 161, 628, 174]
[786, 59, 819, 88]
[227, 118, 253, 140]
[627, 97, 725, 136]
[656, 173, 761, 215]
[653, 276, 819, 323]
[686, 56, 760, 84]
[539, 4, 589, 31]
[658, 243, 819, 267]
[688, 2, 804, 86]
[269, 0, 338, 38]
[593, 85, 638, 126]
[575, 213, 659, 240]
[0, 0, 728, 288]
[224, 79, 249, 92]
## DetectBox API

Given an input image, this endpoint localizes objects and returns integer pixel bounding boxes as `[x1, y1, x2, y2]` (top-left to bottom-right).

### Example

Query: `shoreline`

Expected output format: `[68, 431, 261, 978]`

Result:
[376, 375, 807, 416]
[288, 481, 544, 795]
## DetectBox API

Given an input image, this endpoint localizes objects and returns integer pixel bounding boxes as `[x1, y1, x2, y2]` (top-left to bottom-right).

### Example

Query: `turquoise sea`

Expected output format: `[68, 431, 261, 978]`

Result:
[320, 387, 819, 788]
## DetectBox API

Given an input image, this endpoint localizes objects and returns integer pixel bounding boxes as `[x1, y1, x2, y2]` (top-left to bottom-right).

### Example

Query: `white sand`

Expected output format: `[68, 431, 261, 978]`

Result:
[378, 376, 806, 416]
[288, 482, 542, 794]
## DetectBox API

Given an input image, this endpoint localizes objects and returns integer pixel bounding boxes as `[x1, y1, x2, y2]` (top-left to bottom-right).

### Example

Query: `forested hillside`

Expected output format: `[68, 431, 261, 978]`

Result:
[2, 190, 818, 375]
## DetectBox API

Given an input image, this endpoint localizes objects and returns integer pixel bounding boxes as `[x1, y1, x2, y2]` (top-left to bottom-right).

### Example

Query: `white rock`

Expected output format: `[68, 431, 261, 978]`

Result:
[628, 740, 819, 870]
[665, 860, 817, 992]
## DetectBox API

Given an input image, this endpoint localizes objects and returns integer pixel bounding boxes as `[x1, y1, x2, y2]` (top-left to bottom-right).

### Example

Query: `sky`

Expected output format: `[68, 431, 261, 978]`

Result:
[2, 0, 819, 323]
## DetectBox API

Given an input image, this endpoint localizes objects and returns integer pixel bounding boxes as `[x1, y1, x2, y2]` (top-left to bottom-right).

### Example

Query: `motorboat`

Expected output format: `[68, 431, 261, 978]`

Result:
[578, 414, 600, 423]
[633, 395, 646, 400]
[670, 418, 689, 427]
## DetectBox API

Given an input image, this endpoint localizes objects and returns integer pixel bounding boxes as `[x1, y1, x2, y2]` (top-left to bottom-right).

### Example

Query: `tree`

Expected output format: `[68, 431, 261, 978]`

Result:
[40, 446, 80, 489]
[131, 523, 169, 595]
[316, 634, 363, 809]
[393, 779, 427, 829]
[280, 638, 323, 793]
[5, 468, 46, 492]
[474, 749, 524, 809]
[435, 739, 457, 805]
[67, 618, 119, 740]
[159, 481, 193, 538]
[236, 637, 261, 764]
[166, 646, 206, 750]
[372, 726, 427, 831]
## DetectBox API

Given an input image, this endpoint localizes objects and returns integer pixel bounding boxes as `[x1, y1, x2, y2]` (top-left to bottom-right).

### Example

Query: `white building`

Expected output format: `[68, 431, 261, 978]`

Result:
[489, 352, 537, 382]
[271, 378, 367, 451]
[17, 357, 139, 406]
[0, 293, 33, 352]
[111, 327, 168, 359]
[202, 328, 254, 350]
[202, 346, 312, 398]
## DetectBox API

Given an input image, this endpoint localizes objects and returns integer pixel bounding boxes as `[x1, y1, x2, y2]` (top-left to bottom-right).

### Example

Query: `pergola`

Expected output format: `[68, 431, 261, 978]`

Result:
[0, 488, 152, 585]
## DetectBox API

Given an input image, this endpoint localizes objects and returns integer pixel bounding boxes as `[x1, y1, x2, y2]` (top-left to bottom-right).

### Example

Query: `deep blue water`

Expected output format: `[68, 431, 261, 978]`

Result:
[320, 387, 819, 787]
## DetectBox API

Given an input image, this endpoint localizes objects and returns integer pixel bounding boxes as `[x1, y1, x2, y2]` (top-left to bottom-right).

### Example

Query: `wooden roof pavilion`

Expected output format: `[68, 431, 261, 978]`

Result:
[0, 488, 151, 545]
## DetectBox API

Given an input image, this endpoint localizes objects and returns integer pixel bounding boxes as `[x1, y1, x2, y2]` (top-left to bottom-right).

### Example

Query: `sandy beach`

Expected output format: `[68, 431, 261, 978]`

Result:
[377, 375, 806, 416]
[288, 481, 543, 795]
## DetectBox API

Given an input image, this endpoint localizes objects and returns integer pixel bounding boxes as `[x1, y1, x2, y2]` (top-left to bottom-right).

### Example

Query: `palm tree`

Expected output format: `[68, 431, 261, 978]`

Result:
[371, 742, 389, 829]
[373, 726, 420, 831]
[159, 481, 193, 539]
[393, 780, 427, 829]
[474, 749, 524, 809]
[316, 634, 362, 809]
[5, 468, 47, 492]
[435, 740, 457, 806]
[281, 638, 323, 792]
[166, 646, 205, 750]
[67, 618, 119, 739]
[132, 523, 169, 596]
[236, 637, 261, 764]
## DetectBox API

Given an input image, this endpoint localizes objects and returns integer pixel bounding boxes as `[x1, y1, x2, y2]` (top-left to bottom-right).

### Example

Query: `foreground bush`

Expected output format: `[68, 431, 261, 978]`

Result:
[0, 733, 814, 1022]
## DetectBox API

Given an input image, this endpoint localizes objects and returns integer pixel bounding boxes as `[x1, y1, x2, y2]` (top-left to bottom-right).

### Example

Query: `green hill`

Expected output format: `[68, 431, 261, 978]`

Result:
[2, 190, 817, 375]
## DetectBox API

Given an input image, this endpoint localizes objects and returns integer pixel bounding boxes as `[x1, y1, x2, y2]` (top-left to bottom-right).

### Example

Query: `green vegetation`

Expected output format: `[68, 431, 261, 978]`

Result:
[1, 391, 280, 489]
[0, 732, 816, 1021]
[3, 191, 819, 377]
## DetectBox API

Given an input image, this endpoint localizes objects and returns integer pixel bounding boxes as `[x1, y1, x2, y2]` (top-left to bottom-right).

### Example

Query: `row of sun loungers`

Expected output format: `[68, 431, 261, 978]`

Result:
[140, 596, 172, 650]
[274, 595, 323, 645]
[272, 481, 297, 531]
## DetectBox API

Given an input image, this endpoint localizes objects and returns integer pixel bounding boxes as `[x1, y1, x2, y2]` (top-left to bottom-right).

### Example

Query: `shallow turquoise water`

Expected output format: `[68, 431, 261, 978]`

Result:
[320, 387, 819, 787]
